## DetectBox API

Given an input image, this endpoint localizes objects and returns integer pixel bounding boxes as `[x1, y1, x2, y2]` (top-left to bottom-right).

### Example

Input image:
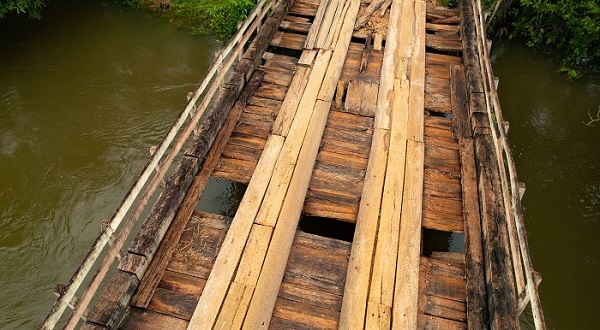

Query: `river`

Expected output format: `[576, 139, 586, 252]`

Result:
[0, 1, 598, 329]
[492, 40, 600, 329]
[0, 0, 220, 327]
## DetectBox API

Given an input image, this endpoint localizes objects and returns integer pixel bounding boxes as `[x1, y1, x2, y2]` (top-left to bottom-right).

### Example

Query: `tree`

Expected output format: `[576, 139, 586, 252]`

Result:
[0, 0, 45, 19]
[505, 0, 600, 71]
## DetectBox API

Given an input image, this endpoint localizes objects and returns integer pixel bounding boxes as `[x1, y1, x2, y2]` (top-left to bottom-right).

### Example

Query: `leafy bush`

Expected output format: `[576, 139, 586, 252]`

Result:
[506, 0, 600, 71]
[0, 0, 44, 19]
[166, 0, 255, 39]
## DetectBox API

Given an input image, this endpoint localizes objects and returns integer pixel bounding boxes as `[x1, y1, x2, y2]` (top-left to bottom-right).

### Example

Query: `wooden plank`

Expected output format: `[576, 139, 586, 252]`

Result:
[271, 32, 307, 51]
[338, 128, 389, 329]
[407, 0, 426, 142]
[304, 0, 331, 49]
[118, 308, 188, 330]
[147, 287, 197, 320]
[158, 270, 206, 298]
[186, 135, 285, 329]
[459, 138, 488, 328]
[130, 95, 253, 308]
[86, 271, 138, 328]
[366, 79, 410, 326]
[255, 53, 332, 227]
[474, 133, 518, 328]
[423, 294, 467, 322]
[243, 100, 333, 328]
[451, 65, 470, 139]
[272, 297, 339, 329]
[214, 224, 272, 328]
[373, 0, 403, 129]
[419, 314, 467, 329]
[166, 215, 229, 279]
[298, 49, 318, 67]
[272, 66, 312, 136]
[278, 282, 343, 312]
[392, 140, 425, 329]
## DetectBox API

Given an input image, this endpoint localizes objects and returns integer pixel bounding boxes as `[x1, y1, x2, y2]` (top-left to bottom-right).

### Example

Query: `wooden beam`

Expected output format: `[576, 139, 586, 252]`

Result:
[186, 135, 285, 329]
[459, 138, 489, 329]
[392, 139, 425, 330]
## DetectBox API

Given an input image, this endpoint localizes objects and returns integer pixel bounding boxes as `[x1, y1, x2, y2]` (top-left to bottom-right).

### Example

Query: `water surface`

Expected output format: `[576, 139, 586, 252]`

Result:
[0, 1, 219, 327]
[492, 40, 600, 329]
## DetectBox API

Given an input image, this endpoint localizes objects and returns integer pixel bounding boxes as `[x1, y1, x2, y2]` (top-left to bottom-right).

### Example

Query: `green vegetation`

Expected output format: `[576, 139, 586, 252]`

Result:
[0, 0, 44, 19]
[131, 0, 255, 39]
[495, 0, 600, 73]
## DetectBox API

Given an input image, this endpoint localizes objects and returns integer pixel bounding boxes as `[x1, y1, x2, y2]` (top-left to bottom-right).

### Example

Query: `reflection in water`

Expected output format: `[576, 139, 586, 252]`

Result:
[0, 0, 219, 327]
[492, 39, 600, 329]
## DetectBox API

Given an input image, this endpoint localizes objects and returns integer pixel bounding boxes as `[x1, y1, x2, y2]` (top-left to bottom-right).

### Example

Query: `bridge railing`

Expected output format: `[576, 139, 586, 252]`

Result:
[465, 0, 546, 328]
[40, 0, 278, 328]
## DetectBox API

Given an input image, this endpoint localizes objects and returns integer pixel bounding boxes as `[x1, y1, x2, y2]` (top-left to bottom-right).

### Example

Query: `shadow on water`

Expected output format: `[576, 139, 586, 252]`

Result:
[492, 39, 600, 329]
[0, 0, 220, 327]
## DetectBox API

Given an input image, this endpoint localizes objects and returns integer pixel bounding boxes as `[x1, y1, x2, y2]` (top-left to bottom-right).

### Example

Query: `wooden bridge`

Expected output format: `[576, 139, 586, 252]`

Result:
[43, 0, 545, 329]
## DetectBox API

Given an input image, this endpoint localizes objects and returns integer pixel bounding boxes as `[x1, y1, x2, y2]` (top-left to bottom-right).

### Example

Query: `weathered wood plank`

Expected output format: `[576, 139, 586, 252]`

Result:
[118, 308, 188, 330]
[459, 138, 489, 329]
[392, 139, 425, 329]
[186, 135, 285, 329]
[87, 271, 138, 328]
[451, 65, 470, 139]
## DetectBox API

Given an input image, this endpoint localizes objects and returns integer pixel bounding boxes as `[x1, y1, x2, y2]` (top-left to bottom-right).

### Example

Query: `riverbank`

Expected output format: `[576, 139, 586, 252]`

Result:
[130, 0, 255, 38]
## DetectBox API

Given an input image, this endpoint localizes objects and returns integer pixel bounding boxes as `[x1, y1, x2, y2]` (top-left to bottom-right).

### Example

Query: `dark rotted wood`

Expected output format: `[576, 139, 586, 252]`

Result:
[460, 0, 484, 95]
[130, 72, 265, 308]
[242, 105, 279, 120]
[270, 31, 307, 51]
[426, 22, 460, 33]
[459, 138, 489, 329]
[86, 271, 139, 328]
[340, 42, 384, 84]
[126, 154, 198, 264]
[425, 144, 461, 176]
[289, 0, 319, 17]
[419, 314, 467, 330]
[118, 253, 147, 280]
[471, 109, 492, 136]
[272, 297, 339, 329]
[451, 65, 470, 139]
[426, 32, 462, 52]
[425, 115, 453, 131]
[228, 132, 268, 151]
[423, 295, 467, 322]
[147, 287, 197, 320]
[423, 203, 464, 232]
[282, 231, 350, 297]
[213, 157, 256, 183]
[80, 323, 106, 330]
[157, 270, 206, 298]
[262, 66, 294, 87]
[424, 169, 461, 199]
[327, 109, 374, 133]
[278, 282, 343, 312]
[430, 251, 465, 265]
[247, 95, 283, 110]
[166, 213, 230, 279]
[474, 132, 518, 328]
[118, 308, 188, 330]
[281, 17, 312, 33]
[316, 149, 369, 170]
[240, 0, 294, 82]
[254, 82, 289, 101]
[303, 197, 358, 222]
[270, 316, 318, 330]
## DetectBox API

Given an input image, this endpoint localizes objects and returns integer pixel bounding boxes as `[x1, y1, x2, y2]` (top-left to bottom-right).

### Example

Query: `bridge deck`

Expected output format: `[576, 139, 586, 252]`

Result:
[78, 0, 519, 328]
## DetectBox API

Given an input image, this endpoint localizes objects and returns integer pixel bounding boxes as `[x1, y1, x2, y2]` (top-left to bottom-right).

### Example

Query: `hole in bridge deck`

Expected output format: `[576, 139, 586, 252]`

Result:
[299, 216, 356, 242]
[422, 229, 465, 257]
[195, 176, 247, 218]
[266, 46, 303, 59]
[427, 110, 453, 118]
